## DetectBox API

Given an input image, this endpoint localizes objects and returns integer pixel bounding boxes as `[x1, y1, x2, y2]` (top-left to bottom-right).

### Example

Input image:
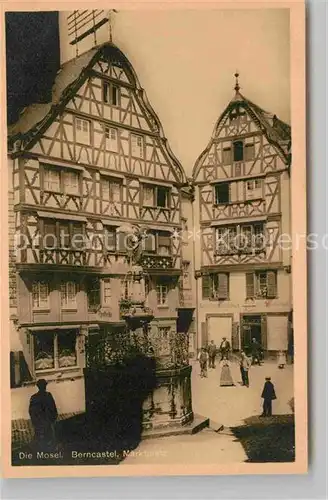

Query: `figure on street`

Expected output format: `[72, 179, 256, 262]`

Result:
[219, 356, 234, 387]
[198, 347, 209, 378]
[219, 337, 231, 360]
[29, 379, 58, 449]
[239, 351, 251, 387]
[208, 340, 217, 369]
[277, 350, 287, 369]
[261, 377, 277, 416]
[251, 337, 262, 365]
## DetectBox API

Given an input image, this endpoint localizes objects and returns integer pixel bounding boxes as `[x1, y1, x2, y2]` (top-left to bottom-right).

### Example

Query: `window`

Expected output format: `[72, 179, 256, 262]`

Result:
[246, 179, 262, 200]
[144, 232, 156, 252]
[216, 223, 265, 255]
[105, 126, 118, 152]
[233, 141, 244, 162]
[245, 143, 255, 161]
[158, 232, 171, 256]
[34, 330, 77, 372]
[246, 271, 277, 299]
[215, 183, 230, 204]
[104, 227, 116, 252]
[156, 281, 169, 306]
[202, 273, 229, 300]
[32, 282, 50, 309]
[64, 171, 79, 195]
[61, 281, 77, 309]
[101, 177, 122, 203]
[131, 134, 144, 158]
[43, 221, 57, 249]
[75, 118, 90, 145]
[142, 185, 170, 208]
[120, 277, 133, 300]
[44, 168, 60, 192]
[42, 221, 85, 250]
[102, 82, 119, 106]
[157, 187, 169, 208]
[43, 167, 81, 196]
[87, 278, 101, 311]
[103, 279, 111, 304]
[222, 147, 232, 165]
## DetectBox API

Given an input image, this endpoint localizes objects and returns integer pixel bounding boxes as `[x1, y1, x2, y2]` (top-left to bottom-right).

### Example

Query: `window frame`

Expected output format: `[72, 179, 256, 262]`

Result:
[43, 166, 81, 197]
[142, 184, 170, 209]
[102, 81, 120, 106]
[215, 223, 265, 255]
[32, 281, 50, 310]
[131, 133, 144, 159]
[60, 281, 78, 310]
[87, 277, 101, 311]
[33, 330, 78, 373]
[74, 117, 91, 145]
[41, 220, 85, 251]
[156, 281, 169, 306]
[104, 126, 118, 152]
[214, 182, 231, 205]
[246, 271, 278, 299]
[100, 176, 123, 204]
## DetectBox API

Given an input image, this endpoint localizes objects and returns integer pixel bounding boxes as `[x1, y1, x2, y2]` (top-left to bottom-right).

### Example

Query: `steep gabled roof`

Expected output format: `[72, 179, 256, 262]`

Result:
[193, 89, 291, 179]
[8, 42, 186, 184]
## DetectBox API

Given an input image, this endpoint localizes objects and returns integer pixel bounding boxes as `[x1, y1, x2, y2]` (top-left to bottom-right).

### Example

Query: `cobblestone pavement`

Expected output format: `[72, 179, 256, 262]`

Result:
[191, 357, 294, 427]
[122, 358, 293, 466]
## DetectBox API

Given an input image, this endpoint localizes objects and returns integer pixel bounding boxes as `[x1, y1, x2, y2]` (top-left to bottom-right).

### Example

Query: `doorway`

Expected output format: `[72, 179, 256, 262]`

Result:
[241, 315, 262, 354]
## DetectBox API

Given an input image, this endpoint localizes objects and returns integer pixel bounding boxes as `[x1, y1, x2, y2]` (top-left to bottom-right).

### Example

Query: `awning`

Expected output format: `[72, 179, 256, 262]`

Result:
[141, 178, 172, 188]
[37, 211, 87, 223]
[28, 325, 81, 332]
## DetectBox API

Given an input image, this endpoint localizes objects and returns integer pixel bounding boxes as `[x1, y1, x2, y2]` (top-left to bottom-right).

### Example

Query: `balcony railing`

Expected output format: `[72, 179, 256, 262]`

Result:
[140, 254, 173, 270]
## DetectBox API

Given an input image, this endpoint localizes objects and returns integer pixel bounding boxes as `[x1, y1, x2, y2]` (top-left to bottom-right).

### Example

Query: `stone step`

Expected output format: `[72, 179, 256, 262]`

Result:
[142, 414, 210, 440]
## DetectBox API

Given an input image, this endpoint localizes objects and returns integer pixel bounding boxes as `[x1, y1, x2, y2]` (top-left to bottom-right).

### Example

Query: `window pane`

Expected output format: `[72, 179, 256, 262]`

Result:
[157, 187, 168, 208]
[215, 183, 230, 204]
[143, 186, 154, 207]
[34, 333, 54, 371]
[222, 148, 232, 165]
[233, 141, 244, 161]
[131, 134, 143, 158]
[64, 171, 79, 195]
[44, 222, 57, 249]
[110, 181, 121, 202]
[245, 143, 255, 161]
[58, 330, 77, 368]
[59, 223, 70, 248]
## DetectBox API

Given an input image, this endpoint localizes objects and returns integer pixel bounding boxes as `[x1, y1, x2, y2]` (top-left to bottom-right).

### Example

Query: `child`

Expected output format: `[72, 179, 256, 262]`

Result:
[198, 347, 209, 378]
[261, 377, 277, 417]
[277, 350, 286, 369]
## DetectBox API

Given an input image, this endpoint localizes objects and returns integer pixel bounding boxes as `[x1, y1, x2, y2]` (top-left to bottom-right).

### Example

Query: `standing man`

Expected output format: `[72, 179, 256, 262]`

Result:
[208, 340, 217, 369]
[251, 337, 262, 365]
[197, 347, 209, 378]
[29, 379, 58, 449]
[219, 337, 231, 360]
[239, 351, 251, 387]
[261, 377, 277, 416]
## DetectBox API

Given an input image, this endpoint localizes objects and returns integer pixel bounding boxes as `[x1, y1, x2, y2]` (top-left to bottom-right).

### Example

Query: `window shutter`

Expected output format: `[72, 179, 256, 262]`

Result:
[266, 271, 277, 298]
[218, 273, 229, 299]
[101, 178, 110, 200]
[232, 322, 239, 350]
[202, 274, 211, 299]
[145, 232, 155, 252]
[105, 229, 116, 250]
[158, 234, 171, 247]
[117, 232, 127, 252]
[246, 272, 255, 298]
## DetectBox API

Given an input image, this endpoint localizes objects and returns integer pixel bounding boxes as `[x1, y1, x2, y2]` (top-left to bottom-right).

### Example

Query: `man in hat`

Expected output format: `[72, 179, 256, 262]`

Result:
[29, 379, 58, 447]
[261, 377, 277, 416]
[219, 337, 231, 360]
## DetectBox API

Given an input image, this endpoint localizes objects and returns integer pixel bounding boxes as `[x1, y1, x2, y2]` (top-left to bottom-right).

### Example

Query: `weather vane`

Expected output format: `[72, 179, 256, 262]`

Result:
[234, 71, 240, 92]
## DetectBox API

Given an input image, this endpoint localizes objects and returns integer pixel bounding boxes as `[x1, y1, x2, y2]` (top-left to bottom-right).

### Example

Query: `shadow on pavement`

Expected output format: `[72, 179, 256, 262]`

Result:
[231, 414, 295, 463]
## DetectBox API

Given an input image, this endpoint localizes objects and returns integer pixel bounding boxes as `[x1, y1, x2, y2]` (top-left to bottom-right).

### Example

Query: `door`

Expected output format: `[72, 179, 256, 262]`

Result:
[207, 316, 232, 346]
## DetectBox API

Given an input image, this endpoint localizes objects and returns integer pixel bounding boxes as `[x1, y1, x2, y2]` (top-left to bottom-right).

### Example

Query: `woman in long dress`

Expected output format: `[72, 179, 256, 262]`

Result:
[220, 356, 234, 386]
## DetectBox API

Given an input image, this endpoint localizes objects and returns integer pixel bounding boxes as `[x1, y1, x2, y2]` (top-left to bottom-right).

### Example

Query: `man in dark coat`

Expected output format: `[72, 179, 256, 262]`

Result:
[208, 340, 217, 369]
[219, 337, 231, 360]
[251, 337, 262, 365]
[29, 379, 58, 447]
[261, 377, 277, 416]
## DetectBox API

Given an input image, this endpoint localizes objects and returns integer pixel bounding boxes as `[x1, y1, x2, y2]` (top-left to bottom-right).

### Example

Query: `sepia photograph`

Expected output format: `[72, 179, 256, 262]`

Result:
[2, 3, 307, 477]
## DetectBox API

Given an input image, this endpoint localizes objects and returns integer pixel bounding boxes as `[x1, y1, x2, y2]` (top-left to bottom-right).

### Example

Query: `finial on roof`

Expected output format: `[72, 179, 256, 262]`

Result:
[234, 71, 240, 93]
[108, 9, 118, 43]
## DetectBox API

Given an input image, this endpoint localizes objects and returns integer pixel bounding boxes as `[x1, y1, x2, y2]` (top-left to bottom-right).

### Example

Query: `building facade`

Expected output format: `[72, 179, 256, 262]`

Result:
[192, 81, 292, 358]
[8, 41, 195, 422]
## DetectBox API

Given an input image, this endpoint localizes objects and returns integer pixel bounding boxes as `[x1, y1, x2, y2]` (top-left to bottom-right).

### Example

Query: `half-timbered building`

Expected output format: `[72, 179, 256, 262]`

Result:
[8, 41, 193, 419]
[192, 77, 293, 358]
